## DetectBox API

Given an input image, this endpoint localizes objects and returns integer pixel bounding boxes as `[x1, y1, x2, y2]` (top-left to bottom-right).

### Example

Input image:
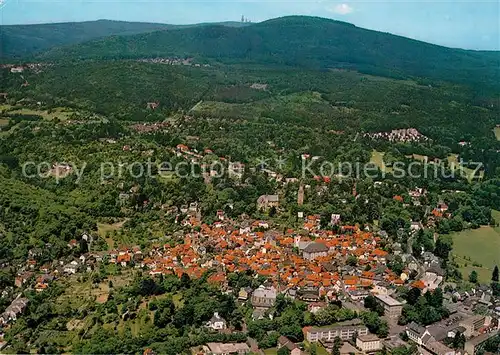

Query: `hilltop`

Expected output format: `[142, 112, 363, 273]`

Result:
[35, 16, 500, 91]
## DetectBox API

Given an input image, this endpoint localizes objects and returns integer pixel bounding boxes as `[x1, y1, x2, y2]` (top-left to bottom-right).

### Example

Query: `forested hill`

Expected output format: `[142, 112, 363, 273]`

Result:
[0, 19, 248, 59]
[37, 16, 500, 91]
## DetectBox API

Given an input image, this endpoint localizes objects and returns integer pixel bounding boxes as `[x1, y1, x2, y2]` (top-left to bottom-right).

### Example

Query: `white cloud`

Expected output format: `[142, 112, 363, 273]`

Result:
[327, 3, 354, 15]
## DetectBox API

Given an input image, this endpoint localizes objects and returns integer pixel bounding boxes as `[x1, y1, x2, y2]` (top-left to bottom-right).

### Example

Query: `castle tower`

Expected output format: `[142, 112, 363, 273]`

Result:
[297, 184, 305, 206]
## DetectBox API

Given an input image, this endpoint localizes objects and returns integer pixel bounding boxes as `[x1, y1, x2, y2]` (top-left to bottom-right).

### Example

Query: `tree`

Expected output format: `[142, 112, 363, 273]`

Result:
[431, 288, 443, 308]
[388, 255, 404, 276]
[277, 347, 291, 355]
[406, 287, 421, 305]
[180, 272, 191, 288]
[362, 311, 383, 335]
[347, 255, 357, 266]
[434, 236, 453, 261]
[469, 270, 478, 284]
[492, 265, 499, 282]
[331, 336, 343, 355]
[452, 332, 466, 349]
[364, 295, 384, 316]
[279, 324, 304, 342]
[378, 320, 389, 338]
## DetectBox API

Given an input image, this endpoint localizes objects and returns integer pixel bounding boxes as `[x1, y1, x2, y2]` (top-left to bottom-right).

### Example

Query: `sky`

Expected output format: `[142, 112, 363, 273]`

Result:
[0, 0, 499, 50]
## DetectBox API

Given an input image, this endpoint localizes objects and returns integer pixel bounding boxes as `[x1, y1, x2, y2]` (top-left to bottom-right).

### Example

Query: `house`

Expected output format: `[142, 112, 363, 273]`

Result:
[374, 294, 403, 318]
[425, 341, 456, 355]
[0, 296, 29, 325]
[117, 253, 131, 267]
[437, 202, 449, 213]
[406, 322, 433, 346]
[14, 272, 33, 288]
[216, 210, 225, 221]
[304, 319, 369, 342]
[146, 102, 159, 110]
[229, 162, 245, 179]
[308, 302, 327, 314]
[348, 289, 370, 301]
[252, 307, 272, 321]
[239, 221, 251, 234]
[256, 195, 279, 211]
[202, 342, 250, 355]
[421, 265, 445, 291]
[251, 285, 276, 308]
[356, 334, 382, 352]
[297, 287, 320, 302]
[371, 282, 390, 296]
[410, 221, 423, 233]
[303, 242, 329, 260]
[63, 260, 80, 274]
[422, 252, 441, 267]
[459, 315, 486, 337]
[331, 214, 341, 226]
[10, 67, 24, 73]
[205, 312, 227, 331]
[238, 287, 253, 301]
[465, 332, 499, 355]
[35, 274, 54, 292]
[405, 322, 452, 354]
[277, 336, 301, 355]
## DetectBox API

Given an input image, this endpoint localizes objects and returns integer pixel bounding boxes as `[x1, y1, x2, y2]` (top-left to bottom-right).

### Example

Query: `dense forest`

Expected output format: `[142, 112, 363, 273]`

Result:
[34, 16, 500, 92]
[0, 20, 249, 59]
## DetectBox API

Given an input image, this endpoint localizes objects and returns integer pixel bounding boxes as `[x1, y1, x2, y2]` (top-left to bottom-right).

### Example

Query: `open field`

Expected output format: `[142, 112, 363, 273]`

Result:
[370, 150, 393, 174]
[97, 219, 128, 248]
[7, 107, 74, 121]
[494, 127, 500, 141]
[492, 210, 500, 223]
[451, 225, 500, 283]
[97, 220, 128, 236]
[405, 153, 482, 182]
[57, 269, 135, 306]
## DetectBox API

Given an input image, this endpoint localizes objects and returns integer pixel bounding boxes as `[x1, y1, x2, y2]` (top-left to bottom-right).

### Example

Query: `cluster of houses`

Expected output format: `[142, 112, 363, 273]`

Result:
[364, 128, 429, 143]
[136, 57, 210, 68]
[131, 121, 170, 133]
[0, 295, 29, 327]
[406, 314, 500, 355]
[1, 63, 51, 74]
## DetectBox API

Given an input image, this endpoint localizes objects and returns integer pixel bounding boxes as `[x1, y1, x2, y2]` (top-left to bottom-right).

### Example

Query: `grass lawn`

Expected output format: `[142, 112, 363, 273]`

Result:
[153, 292, 184, 308]
[492, 210, 500, 223]
[8, 107, 74, 121]
[494, 127, 500, 141]
[405, 153, 482, 182]
[370, 150, 392, 174]
[451, 225, 500, 283]
[97, 219, 128, 248]
[303, 341, 329, 355]
[0, 118, 9, 127]
[263, 348, 278, 355]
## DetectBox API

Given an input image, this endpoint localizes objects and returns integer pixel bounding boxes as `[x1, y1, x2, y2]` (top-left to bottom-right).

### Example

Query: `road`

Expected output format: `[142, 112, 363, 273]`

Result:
[189, 100, 203, 112]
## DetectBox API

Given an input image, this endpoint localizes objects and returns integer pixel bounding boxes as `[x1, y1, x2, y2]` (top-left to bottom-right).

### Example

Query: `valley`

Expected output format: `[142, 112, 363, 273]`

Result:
[0, 14, 499, 355]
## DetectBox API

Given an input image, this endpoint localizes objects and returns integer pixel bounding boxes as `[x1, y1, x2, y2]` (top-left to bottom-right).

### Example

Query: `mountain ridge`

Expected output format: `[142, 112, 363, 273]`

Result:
[33, 16, 500, 91]
[0, 19, 250, 58]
